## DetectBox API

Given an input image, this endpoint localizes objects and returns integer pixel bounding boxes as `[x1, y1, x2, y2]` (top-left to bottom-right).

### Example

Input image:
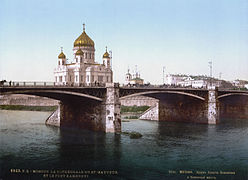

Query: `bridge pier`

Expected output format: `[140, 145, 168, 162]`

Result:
[46, 83, 121, 133]
[59, 100, 105, 131]
[103, 83, 121, 133]
[207, 87, 219, 124]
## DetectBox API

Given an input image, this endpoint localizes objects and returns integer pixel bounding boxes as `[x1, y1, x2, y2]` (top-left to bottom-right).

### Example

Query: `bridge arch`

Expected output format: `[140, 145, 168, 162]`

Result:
[120, 91, 205, 101]
[218, 93, 248, 99]
[2, 90, 103, 102]
[218, 92, 248, 121]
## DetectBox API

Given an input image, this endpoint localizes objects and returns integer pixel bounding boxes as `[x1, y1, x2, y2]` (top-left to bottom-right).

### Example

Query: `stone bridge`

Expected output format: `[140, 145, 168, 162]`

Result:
[1, 83, 248, 133]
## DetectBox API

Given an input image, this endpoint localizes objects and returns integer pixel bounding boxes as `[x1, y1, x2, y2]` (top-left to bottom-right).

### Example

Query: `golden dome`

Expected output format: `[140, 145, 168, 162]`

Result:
[103, 51, 110, 58]
[58, 52, 66, 59]
[75, 48, 84, 56]
[103, 46, 110, 58]
[74, 25, 94, 47]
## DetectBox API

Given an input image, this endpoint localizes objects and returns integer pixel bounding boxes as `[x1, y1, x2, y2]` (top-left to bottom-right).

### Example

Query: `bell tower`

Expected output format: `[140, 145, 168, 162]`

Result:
[58, 47, 66, 66]
[102, 46, 111, 68]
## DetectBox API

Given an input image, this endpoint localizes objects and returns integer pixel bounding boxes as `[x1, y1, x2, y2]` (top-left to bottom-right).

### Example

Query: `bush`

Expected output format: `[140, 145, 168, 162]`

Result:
[121, 105, 150, 113]
[123, 116, 138, 119]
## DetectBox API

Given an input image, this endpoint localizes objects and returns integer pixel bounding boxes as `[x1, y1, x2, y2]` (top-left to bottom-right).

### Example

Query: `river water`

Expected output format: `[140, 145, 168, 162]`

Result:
[0, 110, 248, 180]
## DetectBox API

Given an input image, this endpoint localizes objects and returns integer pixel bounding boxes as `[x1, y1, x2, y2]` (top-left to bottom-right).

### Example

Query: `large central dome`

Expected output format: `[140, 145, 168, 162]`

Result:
[74, 26, 94, 47]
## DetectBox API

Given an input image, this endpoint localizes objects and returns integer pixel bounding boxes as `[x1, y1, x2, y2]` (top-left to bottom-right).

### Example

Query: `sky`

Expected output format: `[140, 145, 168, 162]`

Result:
[0, 0, 247, 84]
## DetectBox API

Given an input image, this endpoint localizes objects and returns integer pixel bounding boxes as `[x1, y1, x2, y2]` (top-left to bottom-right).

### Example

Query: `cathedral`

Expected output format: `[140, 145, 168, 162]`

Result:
[54, 24, 113, 86]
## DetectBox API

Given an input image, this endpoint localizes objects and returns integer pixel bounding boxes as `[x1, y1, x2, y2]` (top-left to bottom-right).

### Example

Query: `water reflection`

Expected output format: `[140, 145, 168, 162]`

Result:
[157, 121, 208, 138]
[57, 127, 122, 171]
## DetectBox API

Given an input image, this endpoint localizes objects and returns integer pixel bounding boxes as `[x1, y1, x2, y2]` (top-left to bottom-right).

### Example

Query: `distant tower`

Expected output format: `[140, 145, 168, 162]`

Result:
[102, 46, 111, 68]
[58, 47, 66, 66]
[125, 67, 132, 84]
[134, 65, 139, 78]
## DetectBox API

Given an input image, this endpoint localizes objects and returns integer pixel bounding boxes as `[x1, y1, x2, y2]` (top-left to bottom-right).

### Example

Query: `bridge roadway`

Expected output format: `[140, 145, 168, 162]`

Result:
[1, 82, 248, 133]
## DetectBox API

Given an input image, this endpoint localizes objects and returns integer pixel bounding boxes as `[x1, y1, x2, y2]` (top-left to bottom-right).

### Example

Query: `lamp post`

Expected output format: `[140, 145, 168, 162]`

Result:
[109, 50, 112, 68]
[163, 66, 165, 85]
[208, 61, 212, 87]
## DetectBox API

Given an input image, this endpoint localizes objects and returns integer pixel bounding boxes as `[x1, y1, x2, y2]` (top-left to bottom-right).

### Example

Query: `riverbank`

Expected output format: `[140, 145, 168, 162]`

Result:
[121, 105, 150, 113]
[0, 105, 149, 118]
[0, 95, 152, 118]
[121, 105, 149, 119]
[0, 105, 58, 112]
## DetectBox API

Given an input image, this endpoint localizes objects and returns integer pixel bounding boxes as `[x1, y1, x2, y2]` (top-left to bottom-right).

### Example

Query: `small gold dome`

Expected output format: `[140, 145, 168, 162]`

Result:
[74, 29, 94, 47]
[75, 48, 84, 56]
[103, 46, 110, 58]
[58, 52, 66, 59]
[103, 51, 110, 58]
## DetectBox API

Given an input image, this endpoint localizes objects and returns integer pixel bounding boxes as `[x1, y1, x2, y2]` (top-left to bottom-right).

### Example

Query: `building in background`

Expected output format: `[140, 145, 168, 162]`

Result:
[164, 74, 220, 88]
[125, 67, 144, 86]
[54, 24, 113, 86]
[231, 80, 248, 89]
[164, 74, 187, 86]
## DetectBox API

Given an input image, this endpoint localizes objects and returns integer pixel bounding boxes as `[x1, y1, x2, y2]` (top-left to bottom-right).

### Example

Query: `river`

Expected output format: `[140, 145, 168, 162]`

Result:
[0, 110, 248, 179]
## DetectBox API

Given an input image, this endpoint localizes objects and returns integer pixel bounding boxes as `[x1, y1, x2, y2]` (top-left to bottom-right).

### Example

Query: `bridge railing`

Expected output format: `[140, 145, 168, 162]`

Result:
[1, 81, 247, 91]
[0, 81, 107, 88]
[119, 83, 210, 89]
[2, 81, 56, 87]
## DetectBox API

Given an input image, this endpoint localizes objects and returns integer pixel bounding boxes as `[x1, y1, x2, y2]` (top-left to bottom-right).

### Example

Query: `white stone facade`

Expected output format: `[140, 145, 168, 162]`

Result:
[164, 74, 185, 85]
[54, 26, 113, 86]
[165, 74, 220, 88]
[177, 79, 208, 88]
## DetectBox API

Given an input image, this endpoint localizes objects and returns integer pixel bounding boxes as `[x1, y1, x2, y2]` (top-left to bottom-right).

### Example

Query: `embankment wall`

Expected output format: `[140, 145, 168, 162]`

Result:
[0, 94, 59, 106]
